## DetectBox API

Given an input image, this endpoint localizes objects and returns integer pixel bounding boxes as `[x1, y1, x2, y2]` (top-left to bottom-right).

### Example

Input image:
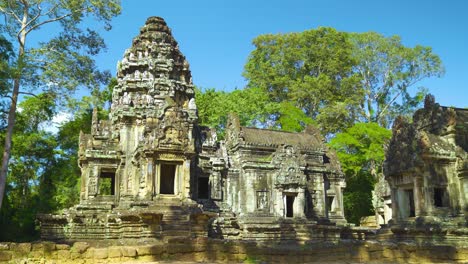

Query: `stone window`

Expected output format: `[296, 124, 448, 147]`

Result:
[434, 187, 449, 207]
[198, 177, 209, 199]
[160, 163, 176, 194]
[99, 171, 116, 195]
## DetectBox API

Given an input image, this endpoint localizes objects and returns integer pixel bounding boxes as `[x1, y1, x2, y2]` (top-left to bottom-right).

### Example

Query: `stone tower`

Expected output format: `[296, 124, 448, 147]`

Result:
[79, 17, 199, 205]
[110, 16, 197, 202]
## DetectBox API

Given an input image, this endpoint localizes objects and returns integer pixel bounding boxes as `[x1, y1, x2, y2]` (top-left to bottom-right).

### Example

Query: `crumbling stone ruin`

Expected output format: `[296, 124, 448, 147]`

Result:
[38, 17, 347, 242]
[384, 94, 468, 242]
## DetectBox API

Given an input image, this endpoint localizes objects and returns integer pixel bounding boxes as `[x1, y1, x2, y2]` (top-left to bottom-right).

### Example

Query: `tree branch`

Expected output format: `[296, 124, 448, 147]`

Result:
[1, 94, 12, 101]
[18, 91, 37, 97]
[376, 89, 403, 122]
[25, 12, 72, 36]
[3, 0, 22, 23]
[18, 2, 43, 38]
[0, 6, 21, 24]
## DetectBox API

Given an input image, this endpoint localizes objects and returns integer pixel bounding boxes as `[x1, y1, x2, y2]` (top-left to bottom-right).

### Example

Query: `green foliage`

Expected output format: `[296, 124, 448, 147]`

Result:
[349, 32, 444, 127]
[1, 0, 121, 98]
[343, 172, 375, 225]
[195, 87, 277, 137]
[196, 86, 316, 135]
[0, 0, 121, 214]
[244, 27, 361, 134]
[275, 101, 314, 132]
[329, 122, 391, 177]
[244, 28, 443, 134]
[0, 95, 57, 241]
[329, 122, 391, 224]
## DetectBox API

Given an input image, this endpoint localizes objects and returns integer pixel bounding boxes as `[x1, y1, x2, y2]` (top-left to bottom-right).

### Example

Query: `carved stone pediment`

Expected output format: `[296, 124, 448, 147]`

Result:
[272, 145, 307, 187]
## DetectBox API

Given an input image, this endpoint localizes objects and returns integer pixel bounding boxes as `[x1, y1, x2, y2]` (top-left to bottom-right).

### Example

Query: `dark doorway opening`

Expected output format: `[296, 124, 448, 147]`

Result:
[160, 164, 176, 194]
[327, 196, 334, 213]
[434, 187, 448, 207]
[286, 195, 295, 218]
[198, 177, 209, 199]
[99, 171, 115, 195]
[406, 189, 415, 217]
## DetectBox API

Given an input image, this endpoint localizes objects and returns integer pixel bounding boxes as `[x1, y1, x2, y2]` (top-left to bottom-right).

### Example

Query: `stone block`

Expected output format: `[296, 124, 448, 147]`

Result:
[108, 247, 122, 258]
[31, 243, 44, 251]
[28, 250, 44, 259]
[0, 251, 12, 261]
[11, 242, 32, 254]
[56, 244, 71, 250]
[136, 245, 164, 256]
[122, 247, 137, 257]
[93, 248, 109, 259]
[57, 249, 71, 260]
[71, 242, 90, 254]
[70, 252, 82, 260]
[84, 248, 94, 259]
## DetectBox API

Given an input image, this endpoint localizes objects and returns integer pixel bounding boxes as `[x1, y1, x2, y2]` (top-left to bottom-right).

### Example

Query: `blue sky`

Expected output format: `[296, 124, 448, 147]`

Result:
[91, 0, 466, 107]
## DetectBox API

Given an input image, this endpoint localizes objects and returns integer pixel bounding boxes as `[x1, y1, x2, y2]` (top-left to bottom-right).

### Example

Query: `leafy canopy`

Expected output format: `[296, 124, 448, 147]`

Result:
[244, 28, 444, 133]
[244, 27, 361, 134]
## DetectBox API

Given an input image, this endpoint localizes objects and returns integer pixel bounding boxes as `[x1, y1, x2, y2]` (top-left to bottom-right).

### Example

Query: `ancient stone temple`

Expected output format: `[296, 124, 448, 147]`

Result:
[384, 95, 467, 241]
[38, 17, 346, 242]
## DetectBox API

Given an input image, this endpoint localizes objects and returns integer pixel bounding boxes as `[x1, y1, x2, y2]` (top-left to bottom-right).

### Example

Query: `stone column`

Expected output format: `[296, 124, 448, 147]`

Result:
[183, 159, 191, 199]
[80, 164, 88, 201]
[391, 187, 400, 221]
[414, 176, 425, 216]
[294, 188, 306, 218]
[147, 159, 154, 198]
[458, 170, 468, 216]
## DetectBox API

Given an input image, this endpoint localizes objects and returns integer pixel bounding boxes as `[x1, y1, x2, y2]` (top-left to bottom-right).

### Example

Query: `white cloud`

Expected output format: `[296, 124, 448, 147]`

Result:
[41, 111, 72, 134]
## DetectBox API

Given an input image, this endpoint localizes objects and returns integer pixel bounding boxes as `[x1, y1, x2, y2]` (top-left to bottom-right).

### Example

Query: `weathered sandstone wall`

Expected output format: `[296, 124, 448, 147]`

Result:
[1, 238, 467, 263]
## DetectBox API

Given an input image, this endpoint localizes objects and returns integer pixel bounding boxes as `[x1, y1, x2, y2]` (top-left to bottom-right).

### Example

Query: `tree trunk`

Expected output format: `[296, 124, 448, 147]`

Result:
[0, 7, 28, 211]
[0, 78, 20, 210]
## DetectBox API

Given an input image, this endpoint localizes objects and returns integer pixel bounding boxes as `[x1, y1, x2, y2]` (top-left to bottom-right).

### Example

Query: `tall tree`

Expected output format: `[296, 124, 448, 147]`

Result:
[0, 0, 121, 210]
[244, 29, 444, 133]
[0, 35, 13, 127]
[349, 32, 444, 127]
[244, 27, 362, 134]
[0, 94, 57, 241]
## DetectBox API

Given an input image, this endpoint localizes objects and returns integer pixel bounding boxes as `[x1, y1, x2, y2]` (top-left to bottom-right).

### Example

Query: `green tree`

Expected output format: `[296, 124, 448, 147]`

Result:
[0, 94, 57, 241]
[0, 0, 121, 210]
[244, 29, 444, 133]
[196, 86, 279, 137]
[244, 27, 362, 134]
[329, 122, 392, 224]
[349, 32, 444, 127]
[0, 35, 13, 127]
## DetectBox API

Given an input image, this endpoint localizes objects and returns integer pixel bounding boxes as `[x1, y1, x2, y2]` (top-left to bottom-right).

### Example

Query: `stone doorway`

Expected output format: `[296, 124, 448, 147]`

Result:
[406, 189, 415, 217]
[285, 194, 296, 218]
[434, 187, 448, 207]
[198, 177, 209, 199]
[160, 163, 176, 194]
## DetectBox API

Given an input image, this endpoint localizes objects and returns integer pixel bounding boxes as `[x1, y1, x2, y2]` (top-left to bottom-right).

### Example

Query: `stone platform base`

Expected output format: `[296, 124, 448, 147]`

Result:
[1, 238, 468, 263]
